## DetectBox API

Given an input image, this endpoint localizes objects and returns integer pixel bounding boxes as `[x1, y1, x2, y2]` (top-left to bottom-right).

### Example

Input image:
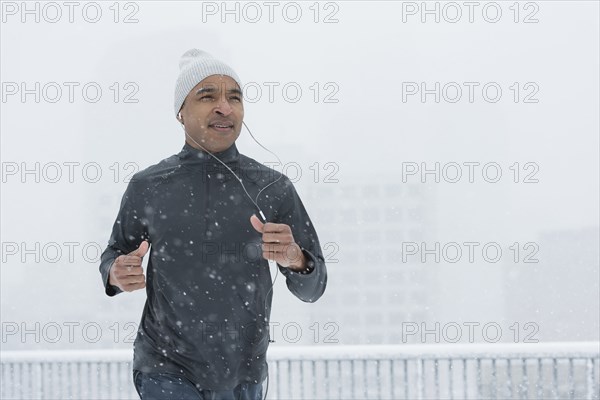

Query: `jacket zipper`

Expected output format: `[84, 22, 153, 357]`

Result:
[203, 164, 209, 240]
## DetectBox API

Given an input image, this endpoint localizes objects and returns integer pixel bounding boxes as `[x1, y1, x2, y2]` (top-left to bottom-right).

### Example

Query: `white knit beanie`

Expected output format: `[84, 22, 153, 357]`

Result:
[174, 49, 242, 116]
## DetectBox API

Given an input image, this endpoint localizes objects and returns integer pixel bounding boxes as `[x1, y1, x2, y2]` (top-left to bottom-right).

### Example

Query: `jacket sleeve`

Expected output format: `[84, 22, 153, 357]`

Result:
[275, 179, 328, 303]
[99, 178, 149, 297]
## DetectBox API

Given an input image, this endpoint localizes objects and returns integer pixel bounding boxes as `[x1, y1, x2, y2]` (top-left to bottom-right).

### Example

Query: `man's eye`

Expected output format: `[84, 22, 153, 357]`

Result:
[230, 96, 242, 102]
[200, 96, 213, 101]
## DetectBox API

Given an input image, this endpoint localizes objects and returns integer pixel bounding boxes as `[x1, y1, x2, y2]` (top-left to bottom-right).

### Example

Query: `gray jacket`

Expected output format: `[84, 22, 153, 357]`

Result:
[99, 141, 327, 390]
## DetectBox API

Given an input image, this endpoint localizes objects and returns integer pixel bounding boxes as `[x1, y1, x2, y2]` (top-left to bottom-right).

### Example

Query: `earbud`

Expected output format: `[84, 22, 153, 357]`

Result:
[177, 112, 183, 125]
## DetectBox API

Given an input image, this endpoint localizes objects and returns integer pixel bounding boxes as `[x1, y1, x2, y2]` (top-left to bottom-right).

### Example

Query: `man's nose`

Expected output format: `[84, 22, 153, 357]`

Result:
[214, 97, 233, 116]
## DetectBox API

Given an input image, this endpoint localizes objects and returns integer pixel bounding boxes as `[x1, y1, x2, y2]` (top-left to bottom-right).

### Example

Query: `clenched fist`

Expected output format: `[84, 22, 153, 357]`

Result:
[250, 214, 311, 273]
[108, 241, 149, 292]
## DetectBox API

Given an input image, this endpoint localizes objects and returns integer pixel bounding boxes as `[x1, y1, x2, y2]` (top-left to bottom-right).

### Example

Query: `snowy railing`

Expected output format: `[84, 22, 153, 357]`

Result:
[1, 342, 599, 399]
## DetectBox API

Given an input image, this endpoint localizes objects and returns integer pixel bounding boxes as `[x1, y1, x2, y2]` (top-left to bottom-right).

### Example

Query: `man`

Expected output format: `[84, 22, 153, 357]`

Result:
[98, 49, 328, 400]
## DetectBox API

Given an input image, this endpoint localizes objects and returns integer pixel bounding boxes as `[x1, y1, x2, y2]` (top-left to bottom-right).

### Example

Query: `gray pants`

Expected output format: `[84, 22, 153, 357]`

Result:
[134, 370, 264, 400]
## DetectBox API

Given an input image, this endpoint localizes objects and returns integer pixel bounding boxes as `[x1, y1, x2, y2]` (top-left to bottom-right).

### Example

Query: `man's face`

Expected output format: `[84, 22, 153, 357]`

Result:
[179, 75, 244, 153]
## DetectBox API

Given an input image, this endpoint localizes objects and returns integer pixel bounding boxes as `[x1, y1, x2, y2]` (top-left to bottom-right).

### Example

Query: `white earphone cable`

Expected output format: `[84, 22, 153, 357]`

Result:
[180, 121, 283, 223]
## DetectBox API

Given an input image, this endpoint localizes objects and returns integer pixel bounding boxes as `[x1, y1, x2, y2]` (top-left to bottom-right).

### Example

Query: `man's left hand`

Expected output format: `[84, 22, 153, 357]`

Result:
[250, 214, 309, 272]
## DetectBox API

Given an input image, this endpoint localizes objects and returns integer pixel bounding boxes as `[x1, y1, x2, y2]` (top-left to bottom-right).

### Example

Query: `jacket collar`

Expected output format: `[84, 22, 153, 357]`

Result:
[177, 141, 240, 164]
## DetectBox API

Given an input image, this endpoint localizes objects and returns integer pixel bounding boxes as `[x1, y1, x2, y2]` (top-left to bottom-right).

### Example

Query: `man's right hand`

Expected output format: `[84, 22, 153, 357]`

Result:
[108, 241, 149, 292]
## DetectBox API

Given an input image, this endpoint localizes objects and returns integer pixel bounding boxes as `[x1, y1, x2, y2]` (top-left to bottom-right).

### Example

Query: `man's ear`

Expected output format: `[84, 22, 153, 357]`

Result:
[177, 111, 184, 125]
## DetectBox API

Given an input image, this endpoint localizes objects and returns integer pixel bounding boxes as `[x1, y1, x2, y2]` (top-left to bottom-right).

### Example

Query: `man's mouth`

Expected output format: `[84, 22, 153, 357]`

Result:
[209, 121, 234, 132]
